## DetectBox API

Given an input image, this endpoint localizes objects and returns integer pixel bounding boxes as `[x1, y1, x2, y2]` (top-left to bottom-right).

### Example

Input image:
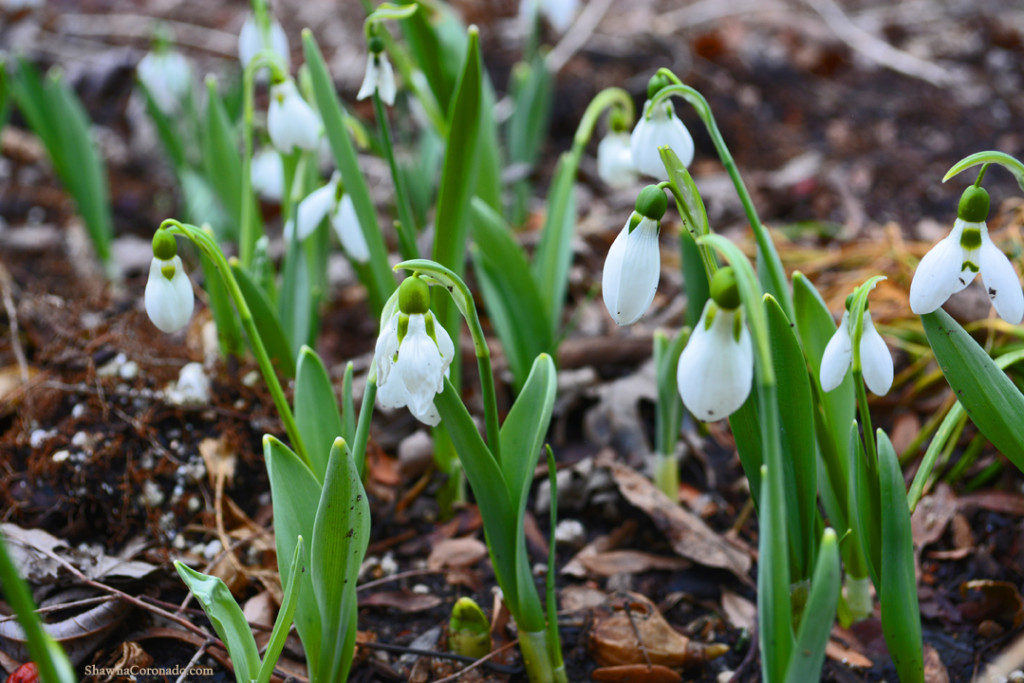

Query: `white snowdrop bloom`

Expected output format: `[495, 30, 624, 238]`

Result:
[250, 148, 284, 202]
[137, 50, 192, 115]
[145, 255, 194, 334]
[357, 47, 397, 106]
[630, 99, 695, 180]
[602, 186, 667, 325]
[288, 173, 370, 262]
[238, 13, 290, 71]
[909, 185, 1023, 323]
[375, 278, 455, 426]
[819, 310, 893, 396]
[520, 0, 579, 34]
[267, 79, 321, 154]
[677, 300, 753, 422]
[597, 131, 636, 188]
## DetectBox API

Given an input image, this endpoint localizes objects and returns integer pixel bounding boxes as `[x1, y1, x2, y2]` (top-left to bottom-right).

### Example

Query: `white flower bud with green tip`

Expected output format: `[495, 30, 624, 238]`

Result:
[597, 131, 636, 189]
[288, 172, 370, 262]
[137, 48, 192, 115]
[630, 75, 694, 179]
[819, 308, 893, 395]
[145, 230, 194, 334]
[238, 13, 290, 71]
[375, 277, 455, 426]
[677, 268, 753, 421]
[250, 147, 284, 202]
[357, 37, 396, 106]
[909, 185, 1024, 323]
[267, 78, 321, 154]
[602, 186, 667, 325]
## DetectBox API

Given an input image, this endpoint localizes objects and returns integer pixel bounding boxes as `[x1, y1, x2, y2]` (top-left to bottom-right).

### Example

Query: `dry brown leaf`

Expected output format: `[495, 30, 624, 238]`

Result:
[563, 520, 638, 578]
[606, 461, 752, 582]
[361, 590, 443, 613]
[720, 589, 756, 631]
[590, 663, 683, 682]
[825, 639, 873, 668]
[99, 642, 153, 683]
[560, 585, 609, 613]
[961, 580, 1024, 629]
[579, 550, 690, 577]
[911, 483, 957, 549]
[958, 490, 1024, 517]
[924, 644, 950, 683]
[427, 536, 488, 571]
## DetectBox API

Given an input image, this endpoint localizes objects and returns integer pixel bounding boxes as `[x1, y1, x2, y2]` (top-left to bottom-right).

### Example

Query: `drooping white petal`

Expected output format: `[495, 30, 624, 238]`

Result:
[239, 14, 290, 70]
[859, 312, 893, 396]
[295, 181, 335, 241]
[909, 221, 969, 314]
[392, 315, 446, 416]
[540, 0, 579, 33]
[250, 148, 284, 202]
[597, 132, 636, 188]
[433, 321, 456, 384]
[331, 194, 370, 263]
[357, 53, 395, 105]
[267, 80, 321, 153]
[630, 101, 695, 179]
[819, 311, 853, 392]
[677, 304, 753, 421]
[145, 256, 194, 333]
[374, 312, 400, 385]
[137, 51, 192, 114]
[979, 230, 1024, 324]
[601, 216, 661, 325]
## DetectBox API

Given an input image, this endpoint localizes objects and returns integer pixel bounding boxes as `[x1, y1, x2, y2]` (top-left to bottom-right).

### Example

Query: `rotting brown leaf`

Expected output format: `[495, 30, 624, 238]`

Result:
[923, 644, 950, 683]
[604, 461, 752, 582]
[960, 580, 1024, 630]
[427, 536, 488, 571]
[563, 520, 638, 578]
[361, 590, 443, 613]
[911, 483, 957, 550]
[720, 589, 756, 631]
[579, 550, 690, 578]
[590, 663, 683, 683]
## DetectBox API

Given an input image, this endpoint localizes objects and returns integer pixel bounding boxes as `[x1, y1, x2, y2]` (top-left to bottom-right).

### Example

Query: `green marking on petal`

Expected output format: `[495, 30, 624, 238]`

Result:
[161, 262, 177, 280]
[397, 313, 409, 345]
[960, 227, 982, 250]
[733, 310, 743, 343]
[962, 260, 980, 273]
[704, 302, 717, 331]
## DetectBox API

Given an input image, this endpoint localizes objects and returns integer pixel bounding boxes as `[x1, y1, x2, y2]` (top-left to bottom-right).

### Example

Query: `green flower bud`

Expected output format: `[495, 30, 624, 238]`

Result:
[957, 185, 990, 223]
[152, 230, 177, 260]
[634, 185, 668, 221]
[368, 36, 385, 55]
[398, 276, 430, 315]
[609, 107, 629, 133]
[646, 73, 671, 100]
[709, 267, 741, 310]
[448, 597, 491, 659]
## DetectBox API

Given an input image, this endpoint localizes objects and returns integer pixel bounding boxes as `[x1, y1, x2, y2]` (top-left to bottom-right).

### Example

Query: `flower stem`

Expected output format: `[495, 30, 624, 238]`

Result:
[853, 371, 878, 472]
[518, 629, 557, 683]
[372, 91, 420, 261]
[161, 220, 311, 470]
[570, 87, 634, 157]
[652, 72, 793, 319]
[352, 370, 378, 480]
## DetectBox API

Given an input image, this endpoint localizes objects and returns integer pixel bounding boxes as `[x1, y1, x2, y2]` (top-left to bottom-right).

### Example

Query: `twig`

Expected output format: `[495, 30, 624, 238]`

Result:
[175, 640, 211, 683]
[357, 640, 522, 676]
[546, 0, 615, 74]
[0, 262, 29, 385]
[431, 639, 521, 683]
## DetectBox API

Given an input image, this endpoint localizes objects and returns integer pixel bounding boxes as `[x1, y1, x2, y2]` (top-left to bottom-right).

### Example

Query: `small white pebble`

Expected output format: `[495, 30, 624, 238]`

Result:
[166, 362, 211, 405]
[203, 539, 223, 561]
[379, 552, 398, 577]
[140, 480, 165, 507]
[71, 431, 91, 448]
[71, 403, 86, 419]
[242, 370, 260, 387]
[119, 360, 139, 380]
[1007, 672, 1024, 683]
[172, 534, 187, 550]
[187, 496, 202, 513]
[52, 450, 70, 463]
[96, 352, 127, 377]
[412, 584, 431, 595]
[718, 671, 735, 683]
[533, 563, 548, 577]
[29, 429, 54, 449]
[554, 519, 586, 548]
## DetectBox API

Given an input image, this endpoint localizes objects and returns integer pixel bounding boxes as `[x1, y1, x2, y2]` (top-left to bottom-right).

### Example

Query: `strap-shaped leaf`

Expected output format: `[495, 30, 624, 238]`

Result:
[264, 436, 322, 672]
[757, 464, 794, 683]
[532, 151, 578, 335]
[784, 528, 840, 683]
[255, 537, 304, 683]
[922, 309, 1024, 469]
[847, 421, 880, 588]
[295, 346, 343, 483]
[312, 439, 370, 683]
[877, 430, 924, 683]
[231, 260, 295, 377]
[174, 562, 260, 683]
[200, 77, 246, 241]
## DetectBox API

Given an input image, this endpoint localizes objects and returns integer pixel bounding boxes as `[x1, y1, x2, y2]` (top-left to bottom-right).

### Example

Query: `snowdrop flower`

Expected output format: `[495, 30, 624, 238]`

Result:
[677, 268, 754, 421]
[820, 308, 893, 395]
[145, 230, 194, 334]
[238, 12, 290, 71]
[602, 186, 667, 325]
[909, 185, 1023, 323]
[267, 78, 321, 154]
[597, 131, 637, 188]
[630, 84, 695, 180]
[375, 277, 455, 426]
[520, 0, 580, 33]
[250, 148, 284, 202]
[357, 38, 396, 106]
[287, 172, 370, 262]
[137, 48, 192, 115]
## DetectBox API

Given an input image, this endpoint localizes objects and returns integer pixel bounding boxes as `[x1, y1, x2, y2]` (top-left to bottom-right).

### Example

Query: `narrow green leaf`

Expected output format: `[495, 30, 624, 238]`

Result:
[654, 328, 689, 457]
[765, 294, 818, 580]
[295, 346, 344, 482]
[200, 77, 248, 241]
[254, 537, 304, 683]
[137, 79, 185, 170]
[758, 464, 795, 683]
[785, 528, 840, 683]
[877, 430, 924, 683]
[279, 238, 315, 354]
[398, 0, 466, 117]
[303, 30, 395, 314]
[679, 227, 710, 328]
[922, 309, 1024, 469]
[199, 248, 245, 360]
[264, 436, 322, 674]
[729, 396, 763, 509]
[533, 151, 579, 336]
[341, 361, 356, 444]
[231, 261, 296, 377]
[660, 146, 709, 236]
[848, 421, 880, 587]
[469, 199, 552, 389]
[174, 562, 261, 683]
[312, 439, 371, 683]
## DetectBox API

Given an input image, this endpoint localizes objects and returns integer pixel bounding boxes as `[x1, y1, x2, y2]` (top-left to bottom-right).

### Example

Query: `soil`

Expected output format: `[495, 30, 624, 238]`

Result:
[3, 1, 1024, 682]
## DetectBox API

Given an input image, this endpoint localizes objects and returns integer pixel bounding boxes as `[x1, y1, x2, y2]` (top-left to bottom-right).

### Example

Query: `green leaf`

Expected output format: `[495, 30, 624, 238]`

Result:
[264, 437, 322, 675]
[922, 309, 1024, 469]
[255, 537, 304, 683]
[847, 422, 880, 587]
[532, 151, 579, 336]
[679, 226, 710, 328]
[469, 199, 552, 389]
[279, 237, 316, 355]
[137, 79, 185, 170]
[654, 328, 689, 457]
[200, 76, 251, 242]
[660, 146, 709, 237]
[785, 528, 840, 683]
[303, 30, 395, 315]
[198, 240, 245, 360]
[877, 430, 924, 683]
[398, 0, 465, 116]
[174, 562, 260, 683]
[757, 464, 794, 683]
[295, 346, 344, 482]
[765, 294, 818, 580]
[231, 261, 295, 377]
[312, 439, 370, 683]
[943, 150, 1024, 192]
